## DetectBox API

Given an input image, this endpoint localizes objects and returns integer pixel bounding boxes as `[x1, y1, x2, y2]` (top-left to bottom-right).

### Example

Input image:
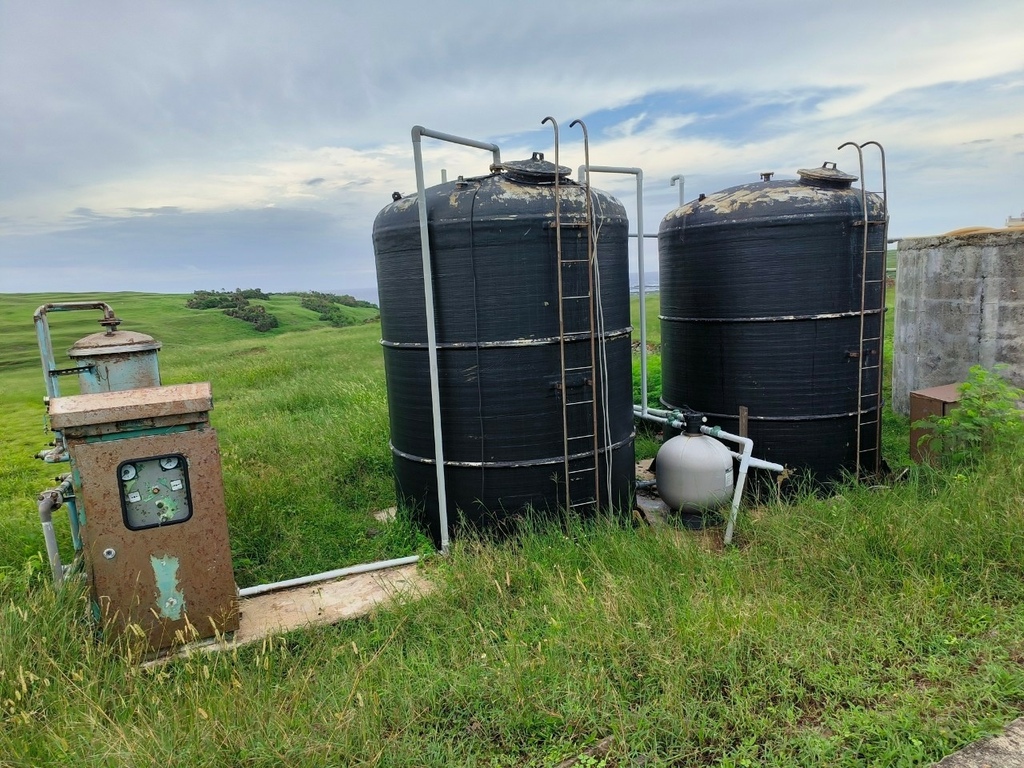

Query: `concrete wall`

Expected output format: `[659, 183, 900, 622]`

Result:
[892, 229, 1024, 415]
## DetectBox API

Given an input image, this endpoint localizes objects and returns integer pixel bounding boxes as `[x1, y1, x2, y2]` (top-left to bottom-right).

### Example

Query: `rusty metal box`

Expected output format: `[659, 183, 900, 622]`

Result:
[53, 383, 238, 650]
[909, 383, 961, 464]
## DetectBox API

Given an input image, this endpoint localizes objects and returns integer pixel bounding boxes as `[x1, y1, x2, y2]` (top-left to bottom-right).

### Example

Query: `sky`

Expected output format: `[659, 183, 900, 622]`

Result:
[1, 1, 1023, 300]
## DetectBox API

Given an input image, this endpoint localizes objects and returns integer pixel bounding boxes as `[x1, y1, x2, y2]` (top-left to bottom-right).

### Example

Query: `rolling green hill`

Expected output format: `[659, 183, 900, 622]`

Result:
[0, 292, 411, 586]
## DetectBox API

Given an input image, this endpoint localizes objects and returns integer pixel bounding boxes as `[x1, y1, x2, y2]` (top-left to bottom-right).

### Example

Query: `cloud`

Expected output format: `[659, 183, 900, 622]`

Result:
[1, 0, 1023, 292]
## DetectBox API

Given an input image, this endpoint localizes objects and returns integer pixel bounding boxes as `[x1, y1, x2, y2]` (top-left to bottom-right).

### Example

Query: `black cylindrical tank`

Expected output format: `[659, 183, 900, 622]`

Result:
[373, 154, 635, 545]
[658, 163, 886, 484]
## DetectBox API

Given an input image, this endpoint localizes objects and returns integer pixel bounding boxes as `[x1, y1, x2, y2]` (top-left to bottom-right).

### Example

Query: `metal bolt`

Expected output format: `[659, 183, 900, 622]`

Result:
[102, 548, 116, 560]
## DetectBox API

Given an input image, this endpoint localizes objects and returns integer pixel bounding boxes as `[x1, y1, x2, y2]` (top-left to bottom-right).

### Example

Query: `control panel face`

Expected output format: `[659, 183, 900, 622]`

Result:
[117, 454, 193, 530]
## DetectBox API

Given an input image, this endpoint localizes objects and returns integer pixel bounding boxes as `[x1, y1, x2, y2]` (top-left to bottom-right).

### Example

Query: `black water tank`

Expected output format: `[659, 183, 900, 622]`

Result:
[373, 154, 635, 545]
[658, 163, 886, 484]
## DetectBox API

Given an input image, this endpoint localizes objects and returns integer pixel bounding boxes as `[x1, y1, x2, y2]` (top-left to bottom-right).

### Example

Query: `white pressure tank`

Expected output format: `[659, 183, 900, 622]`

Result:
[656, 427, 734, 512]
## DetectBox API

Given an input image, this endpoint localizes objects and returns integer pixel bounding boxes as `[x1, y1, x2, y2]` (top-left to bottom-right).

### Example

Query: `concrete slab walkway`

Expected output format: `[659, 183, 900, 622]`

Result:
[934, 718, 1024, 767]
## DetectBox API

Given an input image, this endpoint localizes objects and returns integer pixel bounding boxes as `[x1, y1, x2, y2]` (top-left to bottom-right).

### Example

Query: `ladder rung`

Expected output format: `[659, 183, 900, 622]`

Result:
[562, 294, 592, 301]
[560, 259, 590, 264]
[565, 399, 595, 407]
[569, 468, 595, 476]
[563, 365, 593, 373]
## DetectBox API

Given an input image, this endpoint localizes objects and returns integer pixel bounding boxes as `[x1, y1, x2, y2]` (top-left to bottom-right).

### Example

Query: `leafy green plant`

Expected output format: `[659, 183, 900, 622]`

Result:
[915, 364, 1024, 466]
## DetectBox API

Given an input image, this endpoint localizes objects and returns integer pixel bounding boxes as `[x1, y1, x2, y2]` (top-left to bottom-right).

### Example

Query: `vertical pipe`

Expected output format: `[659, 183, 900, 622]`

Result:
[34, 312, 60, 399]
[37, 491, 64, 586]
[411, 130, 450, 552]
[671, 174, 685, 208]
[65, 497, 82, 552]
[408, 126, 501, 551]
[635, 170, 647, 416]
[578, 166, 648, 416]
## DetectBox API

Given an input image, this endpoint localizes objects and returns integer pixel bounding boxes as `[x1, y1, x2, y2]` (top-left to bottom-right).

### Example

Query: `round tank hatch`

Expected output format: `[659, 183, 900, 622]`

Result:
[500, 152, 571, 183]
[797, 162, 857, 190]
[68, 330, 162, 359]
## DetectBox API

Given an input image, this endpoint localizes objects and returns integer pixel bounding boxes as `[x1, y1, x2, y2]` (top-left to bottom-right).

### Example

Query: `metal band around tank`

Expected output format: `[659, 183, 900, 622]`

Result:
[381, 327, 631, 349]
[660, 310, 881, 323]
[678, 407, 880, 423]
[390, 432, 635, 469]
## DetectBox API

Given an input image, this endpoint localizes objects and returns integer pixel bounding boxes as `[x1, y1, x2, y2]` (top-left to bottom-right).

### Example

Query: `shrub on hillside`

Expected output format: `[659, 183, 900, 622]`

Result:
[186, 289, 279, 332]
[296, 291, 378, 327]
[225, 303, 279, 332]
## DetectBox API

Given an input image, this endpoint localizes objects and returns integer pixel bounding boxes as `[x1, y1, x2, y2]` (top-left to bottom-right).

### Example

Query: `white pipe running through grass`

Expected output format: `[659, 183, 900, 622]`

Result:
[237, 555, 422, 598]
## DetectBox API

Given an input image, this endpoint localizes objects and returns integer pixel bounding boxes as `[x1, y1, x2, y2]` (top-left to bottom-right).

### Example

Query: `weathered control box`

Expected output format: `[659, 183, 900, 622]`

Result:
[49, 382, 238, 650]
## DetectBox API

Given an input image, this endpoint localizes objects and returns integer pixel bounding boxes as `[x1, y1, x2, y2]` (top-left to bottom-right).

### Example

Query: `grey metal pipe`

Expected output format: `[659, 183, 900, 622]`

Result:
[237, 555, 421, 598]
[577, 165, 649, 418]
[34, 301, 119, 400]
[37, 489, 65, 586]
[671, 174, 685, 208]
[411, 126, 501, 167]
[410, 126, 502, 552]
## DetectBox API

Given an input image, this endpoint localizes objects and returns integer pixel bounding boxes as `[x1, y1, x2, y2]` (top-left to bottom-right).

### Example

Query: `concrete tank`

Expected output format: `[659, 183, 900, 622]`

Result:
[892, 229, 1024, 415]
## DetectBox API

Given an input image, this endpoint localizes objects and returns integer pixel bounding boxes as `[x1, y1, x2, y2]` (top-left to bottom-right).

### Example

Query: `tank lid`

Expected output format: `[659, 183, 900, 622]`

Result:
[797, 162, 858, 189]
[68, 330, 162, 358]
[500, 152, 571, 183]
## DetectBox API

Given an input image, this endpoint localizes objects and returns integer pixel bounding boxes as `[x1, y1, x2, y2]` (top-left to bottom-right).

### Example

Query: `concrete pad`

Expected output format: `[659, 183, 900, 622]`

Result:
[934, 718, 1024, 767]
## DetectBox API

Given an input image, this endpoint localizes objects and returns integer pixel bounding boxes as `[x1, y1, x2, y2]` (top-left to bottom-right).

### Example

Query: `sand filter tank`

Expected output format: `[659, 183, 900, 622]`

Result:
[658, 162, 887, 483]
[372, 153, 636, 545]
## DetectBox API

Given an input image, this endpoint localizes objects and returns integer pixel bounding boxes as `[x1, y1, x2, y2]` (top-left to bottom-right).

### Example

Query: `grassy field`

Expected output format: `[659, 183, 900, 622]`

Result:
[2, 290, 1022, 766]
[0, 293, 419, 587]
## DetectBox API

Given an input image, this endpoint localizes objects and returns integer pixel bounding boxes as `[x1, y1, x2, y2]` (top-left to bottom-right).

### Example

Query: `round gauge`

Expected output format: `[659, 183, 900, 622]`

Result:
[120, 464, 137, 481]
[159, 457, 180, 470]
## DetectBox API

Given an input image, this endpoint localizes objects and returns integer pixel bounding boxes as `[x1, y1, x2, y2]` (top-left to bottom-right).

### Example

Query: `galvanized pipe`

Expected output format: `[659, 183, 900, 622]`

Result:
[38, 491, 64, 586]
[671, 174, 685, 207]
[577, 165, 649, 418]
[37, 475, 73, 586]
[33, 301, 120, 400]
[237, 555, 421, 598]
[410, 126, 501, 552]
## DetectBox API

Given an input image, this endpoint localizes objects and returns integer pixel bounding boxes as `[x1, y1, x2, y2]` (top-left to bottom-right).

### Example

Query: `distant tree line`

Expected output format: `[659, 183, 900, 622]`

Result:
[185, 289, 279, 332]
[290, 291, 378, 327]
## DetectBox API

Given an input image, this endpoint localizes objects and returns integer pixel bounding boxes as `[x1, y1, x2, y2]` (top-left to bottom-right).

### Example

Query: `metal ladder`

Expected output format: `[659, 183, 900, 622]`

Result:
[544, 116, 601, 511]
[840, 140, 889, 476]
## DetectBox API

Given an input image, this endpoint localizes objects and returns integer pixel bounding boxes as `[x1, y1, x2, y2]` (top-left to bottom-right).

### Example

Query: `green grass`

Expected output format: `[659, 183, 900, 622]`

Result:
[0, 293, 421, 585]
[2, 290, 1021, 766]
